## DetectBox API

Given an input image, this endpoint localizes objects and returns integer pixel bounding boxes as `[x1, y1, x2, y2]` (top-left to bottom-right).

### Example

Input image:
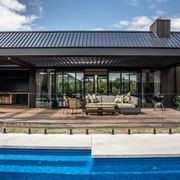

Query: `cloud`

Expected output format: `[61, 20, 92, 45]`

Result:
[126, 0, 168, 6]
[155, 10, 165, 16]
[125, 0, 140, 6]
[0, 0, 39, 31]
[112, 15, 180, 31]
[112, 16, 154, 31]
[171, 18, 180, 31]
[0, 0, 26, 12]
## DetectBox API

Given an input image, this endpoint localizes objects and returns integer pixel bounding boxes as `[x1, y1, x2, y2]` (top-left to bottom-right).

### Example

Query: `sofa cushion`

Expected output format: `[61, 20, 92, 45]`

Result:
[117, 103, 136, 108]
[101, 95, 116, 103]
[131, 96, 139, 106]
[131, 96, 138, 106]
[96, 96, 102, 103]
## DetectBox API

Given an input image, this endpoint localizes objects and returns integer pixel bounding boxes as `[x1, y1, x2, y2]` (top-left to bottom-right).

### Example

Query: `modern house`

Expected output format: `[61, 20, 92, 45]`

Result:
[0, 19, 180, 108]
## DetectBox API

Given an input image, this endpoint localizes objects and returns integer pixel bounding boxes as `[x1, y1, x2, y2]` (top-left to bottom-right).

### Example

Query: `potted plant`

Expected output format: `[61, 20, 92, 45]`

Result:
[175, 96, 180, 110]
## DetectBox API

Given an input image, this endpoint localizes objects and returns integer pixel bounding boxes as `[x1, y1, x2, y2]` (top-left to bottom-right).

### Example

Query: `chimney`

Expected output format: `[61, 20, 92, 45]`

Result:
[150, 18, 171, 38]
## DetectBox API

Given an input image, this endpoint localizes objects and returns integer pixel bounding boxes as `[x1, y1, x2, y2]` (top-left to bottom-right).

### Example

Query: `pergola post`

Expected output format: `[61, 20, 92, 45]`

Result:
[29, 70, 36, 108]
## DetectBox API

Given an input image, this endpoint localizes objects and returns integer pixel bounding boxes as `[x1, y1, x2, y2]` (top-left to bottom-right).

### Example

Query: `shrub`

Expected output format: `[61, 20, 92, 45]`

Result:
[175, 96, 180, 110]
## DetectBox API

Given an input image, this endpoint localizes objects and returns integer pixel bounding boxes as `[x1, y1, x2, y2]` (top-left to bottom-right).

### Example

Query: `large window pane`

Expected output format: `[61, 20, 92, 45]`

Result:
[64, 72, 76, 97]
[109, 72, 120, 94]
[56, 71, 63, 107]
[76, 72, 84, 98]
[97, 75, 107, 94]
[85, 75, 94, 94]
[130, 72, 140, 96]
[142, 70, 161, 107]
[36, 69, 48, 107]
[122, 73, 130, 94]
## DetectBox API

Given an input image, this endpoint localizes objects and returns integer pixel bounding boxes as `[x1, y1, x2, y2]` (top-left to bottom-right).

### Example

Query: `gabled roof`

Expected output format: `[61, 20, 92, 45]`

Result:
[0, 31, 180, 49]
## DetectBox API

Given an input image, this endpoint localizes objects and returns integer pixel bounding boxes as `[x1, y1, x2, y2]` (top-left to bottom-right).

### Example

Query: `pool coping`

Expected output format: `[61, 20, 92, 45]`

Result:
[1, 133, 180, 158]
[0, 145, 91, 150]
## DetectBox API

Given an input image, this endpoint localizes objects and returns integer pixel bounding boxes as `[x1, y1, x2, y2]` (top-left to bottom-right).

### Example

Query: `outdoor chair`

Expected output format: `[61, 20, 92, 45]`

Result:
[67, 97, 84, 115]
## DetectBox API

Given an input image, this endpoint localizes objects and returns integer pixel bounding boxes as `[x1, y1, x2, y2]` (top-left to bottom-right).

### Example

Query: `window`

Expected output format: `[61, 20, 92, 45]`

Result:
[109, 72, 121, 94]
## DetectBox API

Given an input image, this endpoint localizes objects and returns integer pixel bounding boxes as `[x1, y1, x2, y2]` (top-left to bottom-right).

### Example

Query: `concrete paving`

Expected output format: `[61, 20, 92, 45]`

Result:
[0, 134, 91, 149]
[92, 134, 180, 158]
[0, 133, 180, 158]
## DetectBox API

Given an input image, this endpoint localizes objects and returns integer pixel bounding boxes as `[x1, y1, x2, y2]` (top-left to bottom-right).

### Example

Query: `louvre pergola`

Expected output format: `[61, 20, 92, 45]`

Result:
[0, 56, 180, 69]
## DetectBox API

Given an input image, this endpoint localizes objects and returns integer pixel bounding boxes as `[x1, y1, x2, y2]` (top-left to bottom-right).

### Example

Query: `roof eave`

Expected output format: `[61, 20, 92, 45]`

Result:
[0, 47, 180, 56]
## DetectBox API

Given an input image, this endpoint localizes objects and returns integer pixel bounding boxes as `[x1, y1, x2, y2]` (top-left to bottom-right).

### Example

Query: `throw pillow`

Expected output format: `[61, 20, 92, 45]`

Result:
[123, 92, 131, 103]
[88, 94, 98, 103]
[114, 95, 123, 103]
[88, 94, 94, 103]
[92, 94, 98, 103]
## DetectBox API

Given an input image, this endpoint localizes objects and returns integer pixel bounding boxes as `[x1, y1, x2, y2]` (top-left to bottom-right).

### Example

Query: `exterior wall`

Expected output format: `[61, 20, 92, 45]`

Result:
[162, 67, 176, 107]
[176, 66, 180, 95]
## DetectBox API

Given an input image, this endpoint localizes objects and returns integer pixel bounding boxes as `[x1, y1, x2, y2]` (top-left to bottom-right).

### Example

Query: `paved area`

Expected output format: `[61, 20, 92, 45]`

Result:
[0, 107, 180, 128]
[0, 133, 180, 158]
[92, 134, 180, 158]
[0, 134, 91, 149]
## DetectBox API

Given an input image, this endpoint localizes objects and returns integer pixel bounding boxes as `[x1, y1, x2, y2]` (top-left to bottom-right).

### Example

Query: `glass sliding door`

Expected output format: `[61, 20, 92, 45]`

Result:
[130, 72, 140, 96]
[109, 72, 121, 95]
[142, 69, 161, 107]
[76, 72, 84, 98]
[64, 72, 76, 97]
[121, 72, 140, 95]
[85, 75, 94, 94]
[56, 71, 63, 107]
[97, 75, 107, 94]
[122, 73, 130, 94]
[56, 71, 84, 107]
[36, 69, 53, 107]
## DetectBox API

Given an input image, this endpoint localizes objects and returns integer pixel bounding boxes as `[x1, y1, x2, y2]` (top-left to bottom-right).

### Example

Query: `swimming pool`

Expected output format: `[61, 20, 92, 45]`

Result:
[0, 149, 180, 180]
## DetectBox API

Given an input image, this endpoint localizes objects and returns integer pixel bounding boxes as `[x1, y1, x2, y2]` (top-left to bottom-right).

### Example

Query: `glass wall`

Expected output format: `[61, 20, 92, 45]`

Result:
[36, 69, 53, 107]
[36, 69, 161, 108]
[142, 69, 161, 107]
[76, 72, 84, 98]
[56, 71, 84, 107]
[109, 72, 121, 94]
[97, 75, 107, 94]
[64, 72, 76, 97]
[85, 76, 94, 95]
[109, 71, 140, 96]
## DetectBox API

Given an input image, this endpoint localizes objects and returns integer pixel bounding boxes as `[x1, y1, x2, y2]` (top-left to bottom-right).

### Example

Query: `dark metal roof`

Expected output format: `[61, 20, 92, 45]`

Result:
[0, 31, 180, 48]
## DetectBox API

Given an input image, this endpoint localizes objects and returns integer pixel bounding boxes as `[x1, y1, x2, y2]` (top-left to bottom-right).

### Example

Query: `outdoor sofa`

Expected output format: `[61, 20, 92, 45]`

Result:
[85, 95, 141, 115]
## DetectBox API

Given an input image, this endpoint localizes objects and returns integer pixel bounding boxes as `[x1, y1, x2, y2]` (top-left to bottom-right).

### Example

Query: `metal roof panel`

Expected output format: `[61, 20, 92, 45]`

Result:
[0, 31, 180, 48]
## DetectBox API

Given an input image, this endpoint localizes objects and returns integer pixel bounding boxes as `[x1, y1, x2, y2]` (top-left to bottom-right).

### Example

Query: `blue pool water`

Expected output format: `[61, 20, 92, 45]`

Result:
[0, 149, 180, 180]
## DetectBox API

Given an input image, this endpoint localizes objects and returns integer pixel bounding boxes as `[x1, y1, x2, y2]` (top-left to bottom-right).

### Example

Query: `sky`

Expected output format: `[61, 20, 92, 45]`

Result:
[0, 0, 180, 31]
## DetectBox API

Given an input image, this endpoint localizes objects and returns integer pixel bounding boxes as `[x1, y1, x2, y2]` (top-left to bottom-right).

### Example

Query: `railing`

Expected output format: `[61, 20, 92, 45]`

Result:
[0, 92, 180, 133]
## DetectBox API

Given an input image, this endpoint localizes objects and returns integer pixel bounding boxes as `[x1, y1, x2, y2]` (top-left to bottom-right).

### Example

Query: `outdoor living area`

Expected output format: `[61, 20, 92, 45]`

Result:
[0, 19, 180, 132]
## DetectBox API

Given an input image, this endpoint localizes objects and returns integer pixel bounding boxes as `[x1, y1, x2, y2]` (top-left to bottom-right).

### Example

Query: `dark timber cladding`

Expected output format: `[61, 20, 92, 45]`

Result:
[176, 66, 180, 94]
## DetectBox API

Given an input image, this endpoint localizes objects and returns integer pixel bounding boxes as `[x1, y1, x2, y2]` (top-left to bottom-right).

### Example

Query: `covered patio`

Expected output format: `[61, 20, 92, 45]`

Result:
[0, 21, 180, 112]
